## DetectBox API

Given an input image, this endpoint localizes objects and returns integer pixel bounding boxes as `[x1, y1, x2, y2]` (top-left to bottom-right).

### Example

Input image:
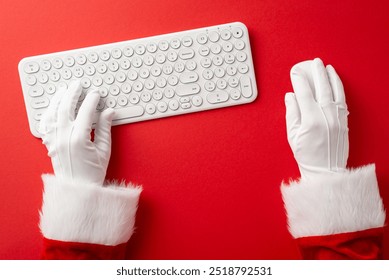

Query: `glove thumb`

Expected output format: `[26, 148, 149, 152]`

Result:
[94, 108, 115, 155]
[285, 92, 301, 147]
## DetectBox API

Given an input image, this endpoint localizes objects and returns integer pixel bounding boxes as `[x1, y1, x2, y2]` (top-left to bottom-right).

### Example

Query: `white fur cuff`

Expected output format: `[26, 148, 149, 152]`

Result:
[281, 164, 386, 238]
[39, 174, 142, 246]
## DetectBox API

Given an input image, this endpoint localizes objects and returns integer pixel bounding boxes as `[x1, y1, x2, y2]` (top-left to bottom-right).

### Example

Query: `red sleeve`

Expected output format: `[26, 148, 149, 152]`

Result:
[296, 227, 384, 260]
[281, 165, 386, 260]
[39, 175, 141, 259]
[42, 238, 127, 260]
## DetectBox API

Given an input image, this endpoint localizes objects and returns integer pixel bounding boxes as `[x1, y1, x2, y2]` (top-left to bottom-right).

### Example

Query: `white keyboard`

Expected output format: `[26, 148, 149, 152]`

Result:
[19, 22, 258, 137]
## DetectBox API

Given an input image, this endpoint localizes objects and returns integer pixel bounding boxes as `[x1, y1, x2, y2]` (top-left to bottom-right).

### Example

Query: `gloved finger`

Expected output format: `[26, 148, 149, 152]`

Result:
[290, 61, 316, 114]
[312, 58, 333, 104]
[94, 108, 115, 156]
[57, 80, 83, 124]
[326, 64, 346, 104]
[75, 89, 100, 132]
[38, 87, 66, 134]
[285, 92, 301, 145]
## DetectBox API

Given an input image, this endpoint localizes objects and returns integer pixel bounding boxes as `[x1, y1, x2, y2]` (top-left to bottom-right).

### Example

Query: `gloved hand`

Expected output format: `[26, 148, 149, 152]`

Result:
[39, 81, 115, 186]
[285, 58, 349, 180]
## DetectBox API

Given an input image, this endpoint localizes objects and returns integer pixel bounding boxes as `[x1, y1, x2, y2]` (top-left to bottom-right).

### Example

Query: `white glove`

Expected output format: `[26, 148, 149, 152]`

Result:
[285, 58, 349, 180]
[39, 81, 115, 186]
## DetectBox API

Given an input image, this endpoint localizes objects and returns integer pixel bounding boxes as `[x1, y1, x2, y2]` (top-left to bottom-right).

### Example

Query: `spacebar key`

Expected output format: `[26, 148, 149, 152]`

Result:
[113, 106, 144, 121]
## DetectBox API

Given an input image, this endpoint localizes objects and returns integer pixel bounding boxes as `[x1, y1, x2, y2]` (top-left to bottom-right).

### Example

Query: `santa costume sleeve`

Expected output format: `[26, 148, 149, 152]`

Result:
[39, 174, 142, 259]
[281, 164, 386, 259]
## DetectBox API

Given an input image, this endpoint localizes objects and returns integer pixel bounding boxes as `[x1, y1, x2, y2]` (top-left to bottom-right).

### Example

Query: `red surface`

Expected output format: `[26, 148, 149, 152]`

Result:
[0, 0, 388, 259]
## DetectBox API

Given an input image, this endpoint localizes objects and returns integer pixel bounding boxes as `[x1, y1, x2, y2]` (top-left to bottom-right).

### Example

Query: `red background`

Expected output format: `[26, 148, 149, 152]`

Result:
[0, 0, 388, 259]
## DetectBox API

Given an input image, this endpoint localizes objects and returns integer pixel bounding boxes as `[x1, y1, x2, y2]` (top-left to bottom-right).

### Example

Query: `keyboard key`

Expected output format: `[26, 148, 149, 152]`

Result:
[204, 81, 216, 91]
[135, 44, 146, 55]
[220, 29, 231, 40]
[112, 48, 122, 59]
[169, 99, 179, 110]
[109, 84, 120, 95]
[182, 36, 193, 47]
[222, 42, 233, 52]
[156, 53, 166, 64]
[132, 56, 143, 68]
[179, 72, 198, 83]
[121, 83, 132, 94]
[186, 60, 197, 71]
[52, 58, 63, 69]
[197, 33, 208, 44]
[181, 102, 191, 109]
[92, 76, 103, 87]
[224, 53, 235, 64]
[238, 63, 249, 74]
[85, 65, 96, 76]
[146, 103, 156, 114]
[234, 40, 245, 50]
[103, 73, 115, 84]
[29, 86, 44, 97]
[199, 46, 210, 56]
[120, 59, 131, 70]
[191, 95, 203, 107]
[123, 46, 134, 57]
[81, 77, 91, 88]
[179, 48, 194, 60]
[62, 69, 72, 80]
[112, 106, 145, 120]
[153, 90, 163, 101]
[31, 97, 49, 108]
[87, 52, 99, 63]
[216, 79, 227, 89]
[157, 101, 168, 112]
[99, 87, 109, 98]
[158, 40, 169, 51]
[45, 84, 56, 95]
[73, 66, 84, 78]
[41, 60, 52, 71]
[127, 69, 138, 81]
[100, 50, 110, 61]
[156, 77, 167, 88]
[230, 88, 241, 100]
[76, 54, 87, 65]
[167, 50, 178, 62]
[141, 92, 152, 102]
[209, 31, 220, 42]
[202, 69, 214, 80]
[240, 76, 253, 98]
[24, 62, 39, 73]
[236, 51, 247, 62]
[146, 42, 158, 53]
[115, 71, 126, 82]
[49, 71, 60, 81]
[170, 38, 181, 49]
[26, 75, 37, 85]
[164, 87, 175, 98]
[129, 93, 140, 104]
[167, 75, 178, 86]
[228, 77, 239, 87]
[214, 67, 225, 78]
[108, 61, 119, 72]
[145, 79, 155, 90]
[232, 27, 244, 38]
[206, 91, 229, 104]
[210, 44, 221, 54]
[176, 84, 200, 96]
[105, 97, 116, 108]
[97, 63, 108, 74]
